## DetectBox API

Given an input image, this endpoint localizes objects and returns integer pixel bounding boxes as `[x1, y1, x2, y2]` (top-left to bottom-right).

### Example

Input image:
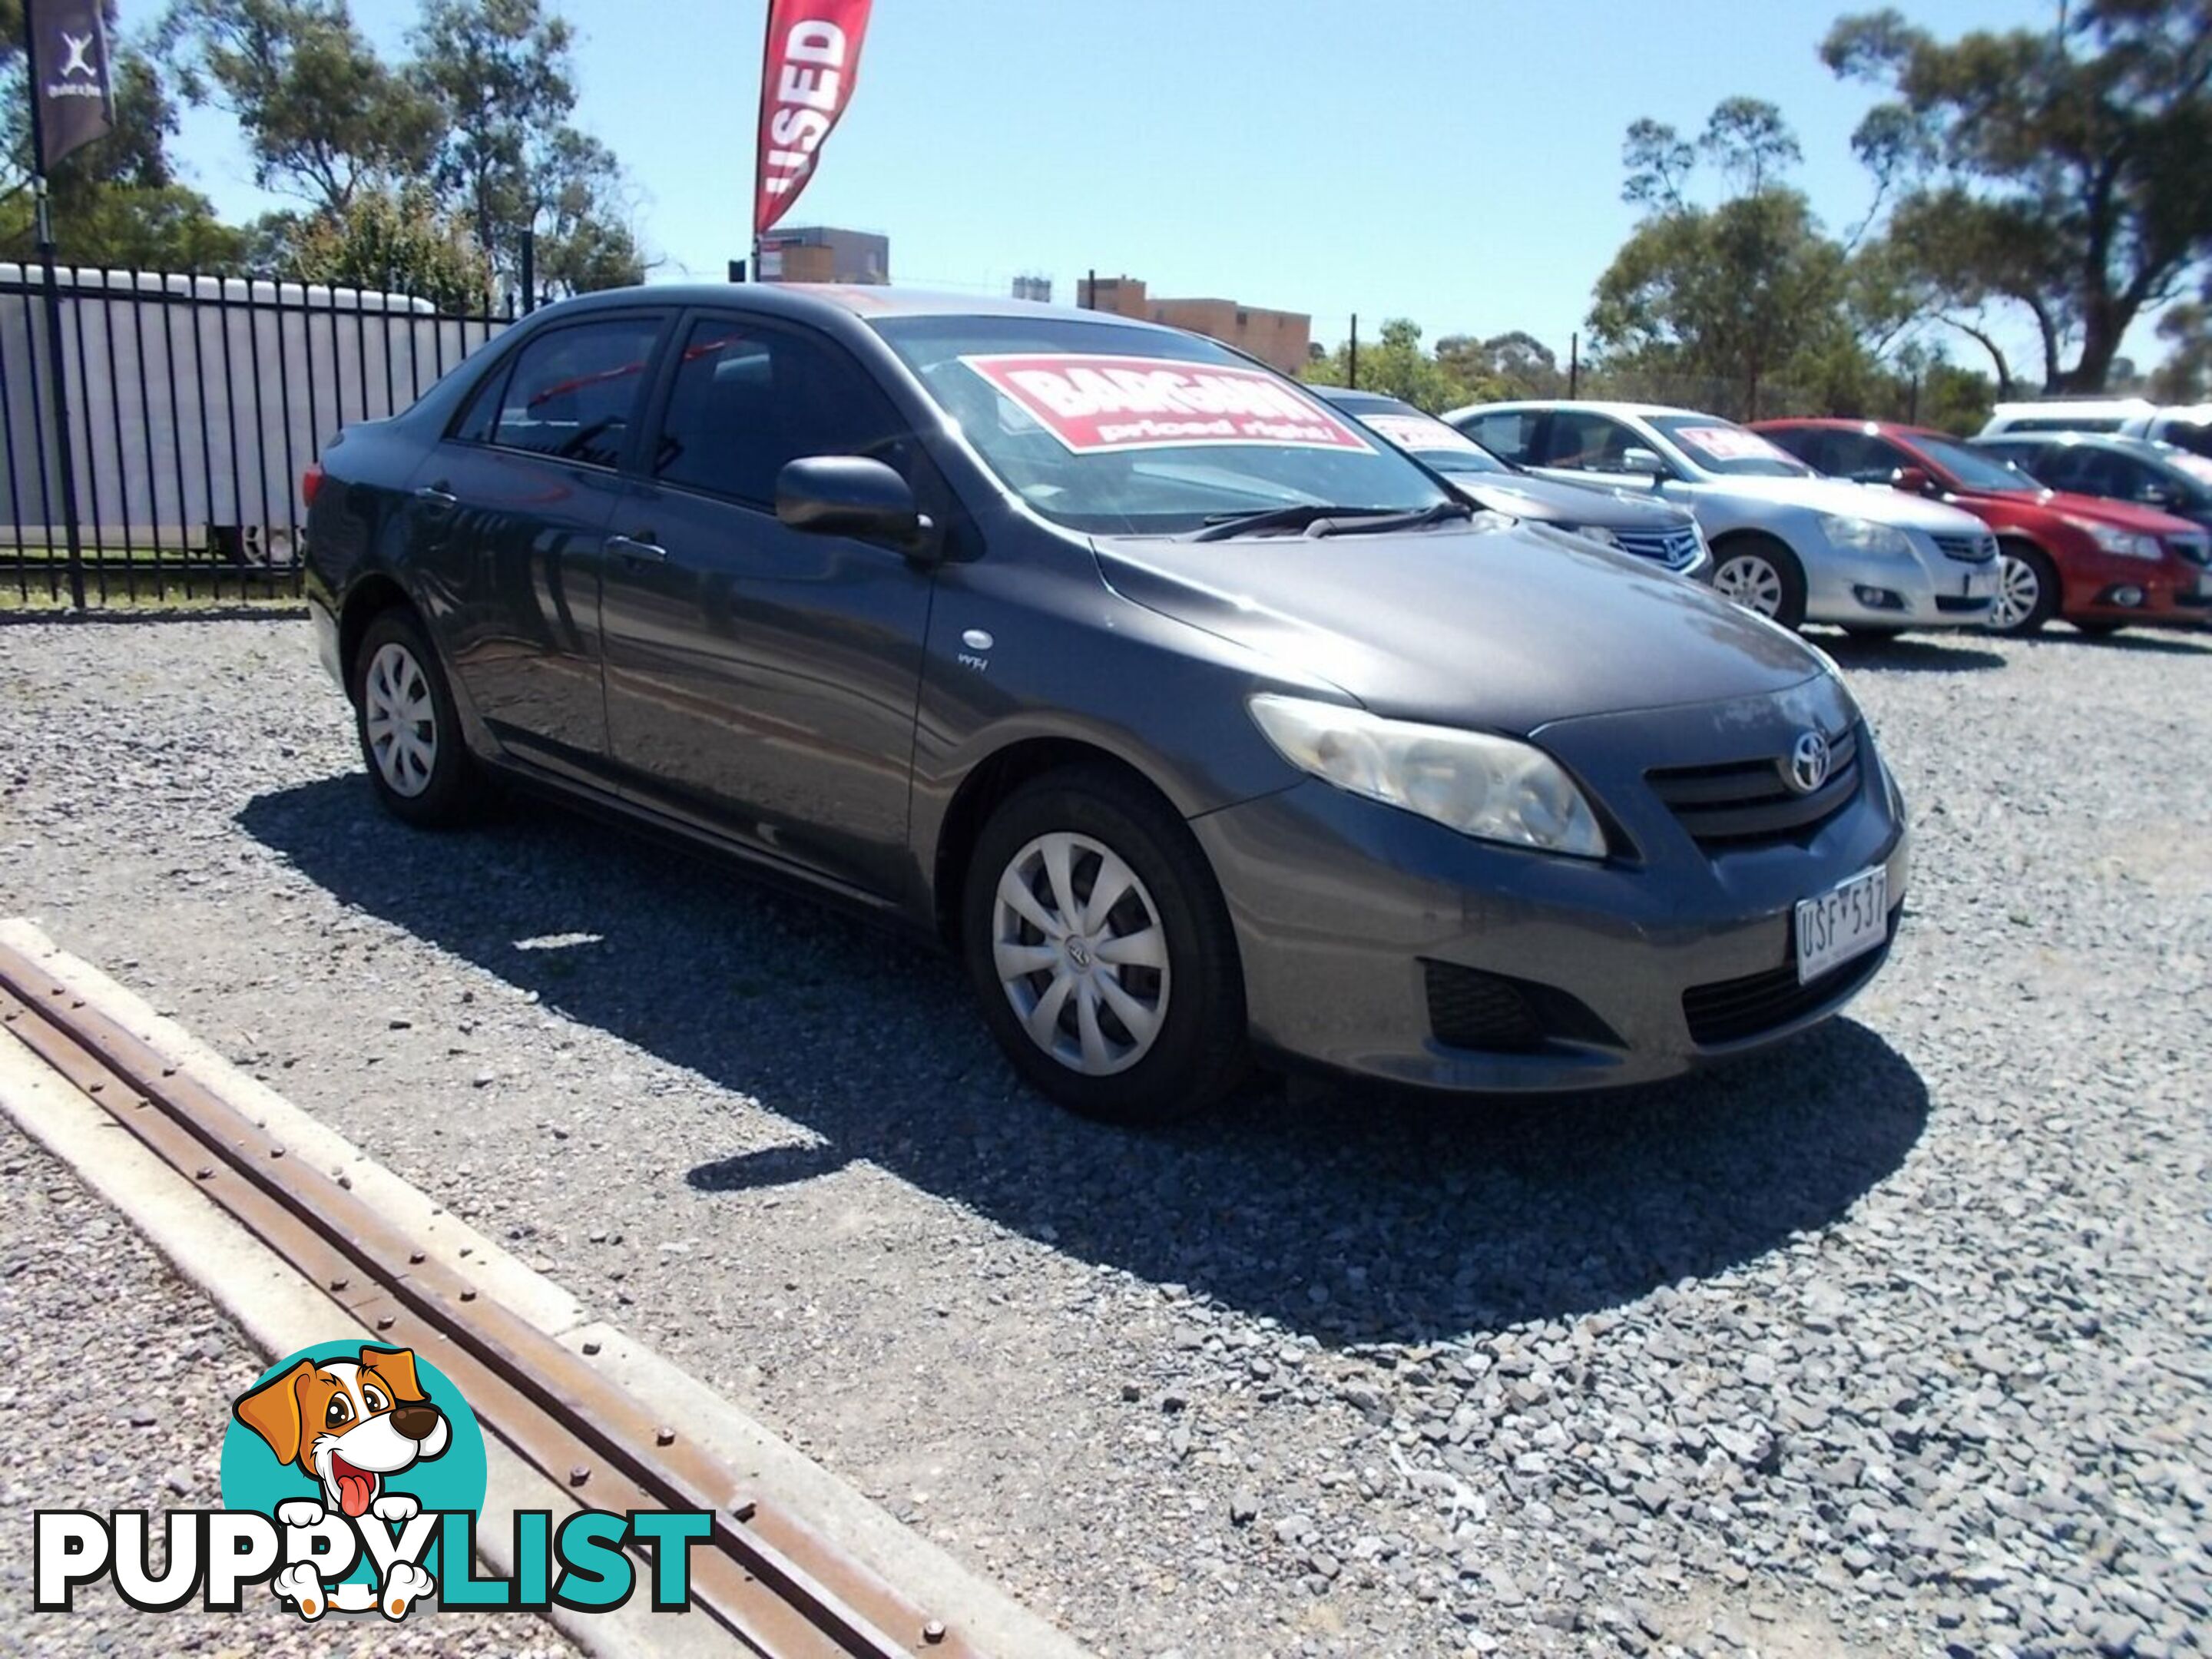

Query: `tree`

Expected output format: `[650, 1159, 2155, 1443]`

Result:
[273, 185, 492, 310]
[1302, 319, 1478, 413]
[157, 0, 441, 214]
[2152, 299, 2212, 399]
[1588, 101, 1863, 419]
[409, 0, 643, 296]
[1824, 2, 2212, 392]
[0, 0, 248, 267]
[1435, 331, 1567, 400]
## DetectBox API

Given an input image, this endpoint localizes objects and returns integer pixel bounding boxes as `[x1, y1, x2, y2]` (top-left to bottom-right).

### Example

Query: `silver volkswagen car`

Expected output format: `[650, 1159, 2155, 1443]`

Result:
[1445, 400, 2002, 634]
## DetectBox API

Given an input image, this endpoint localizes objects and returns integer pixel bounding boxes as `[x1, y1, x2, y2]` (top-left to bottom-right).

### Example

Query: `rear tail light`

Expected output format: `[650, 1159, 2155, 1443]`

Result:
[301, 463, 325, 508]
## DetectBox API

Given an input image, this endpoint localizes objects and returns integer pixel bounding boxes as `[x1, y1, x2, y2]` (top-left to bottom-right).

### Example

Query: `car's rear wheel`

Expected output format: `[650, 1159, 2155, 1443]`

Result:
[352, 608, 482, 827]
[1989, 542, 2059, 634]
[962, 766, 1248, 1124]
[1710, 537, 1806, 629]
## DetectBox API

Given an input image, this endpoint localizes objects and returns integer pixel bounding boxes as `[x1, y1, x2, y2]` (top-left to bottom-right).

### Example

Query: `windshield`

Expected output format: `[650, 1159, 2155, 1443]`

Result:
[871, 316, 1452, 534]
[1913, 433, 2040, 492]
[1336, 400, 1509, 474]
[1648, 416, 1812, 478]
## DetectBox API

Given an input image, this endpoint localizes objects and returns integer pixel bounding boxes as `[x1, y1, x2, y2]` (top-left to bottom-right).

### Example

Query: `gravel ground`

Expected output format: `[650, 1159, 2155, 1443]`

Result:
[0, 1111, 579, 1655]
[1, 614, 2207, 1658]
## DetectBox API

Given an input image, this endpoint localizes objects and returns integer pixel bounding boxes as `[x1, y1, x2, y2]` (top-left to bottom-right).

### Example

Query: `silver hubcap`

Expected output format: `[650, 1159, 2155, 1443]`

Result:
[992, 831, 1170, 1077]
[1714, 553, 1784, 618]
[363, 642, 437, 798]
[1990, 553, 2040, 631]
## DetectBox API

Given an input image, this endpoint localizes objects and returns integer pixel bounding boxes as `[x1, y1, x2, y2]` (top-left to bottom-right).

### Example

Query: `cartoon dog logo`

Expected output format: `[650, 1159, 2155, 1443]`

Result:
[233, 1346, 451, 1618]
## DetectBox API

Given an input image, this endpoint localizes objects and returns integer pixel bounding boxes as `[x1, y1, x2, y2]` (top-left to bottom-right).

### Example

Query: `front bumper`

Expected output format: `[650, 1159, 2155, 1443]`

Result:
[1802, 529, 1997, 628]
[2061, 555, 2212, 627]
[1193, 681, 1908, 1094]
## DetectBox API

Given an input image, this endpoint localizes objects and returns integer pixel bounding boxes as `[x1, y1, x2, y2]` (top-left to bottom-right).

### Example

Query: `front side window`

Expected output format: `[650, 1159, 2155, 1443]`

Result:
[651, 317, 904, 506]
[1819, 431, 1910, 483]
[1536, 412, 1650, 473]
[869, 315, 1450, 535]
[488, 317, 666, 468]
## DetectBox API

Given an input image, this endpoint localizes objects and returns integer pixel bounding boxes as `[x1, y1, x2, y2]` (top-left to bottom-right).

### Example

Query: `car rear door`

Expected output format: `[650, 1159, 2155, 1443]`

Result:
[597, 310, 942, 903]
[413, 309, 673, 782]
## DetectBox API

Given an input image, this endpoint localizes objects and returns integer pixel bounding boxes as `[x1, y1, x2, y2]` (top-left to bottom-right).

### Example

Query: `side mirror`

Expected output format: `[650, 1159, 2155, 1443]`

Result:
[1620, 447, 1667, 482]
[1890, 466, 1936, 495]
[776, 456, 935, 554]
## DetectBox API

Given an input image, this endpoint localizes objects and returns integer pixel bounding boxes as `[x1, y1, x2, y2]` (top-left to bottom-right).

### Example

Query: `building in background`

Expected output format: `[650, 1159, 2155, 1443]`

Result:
[1011, 273, 1053, 303]
[760, 227, 889, 285]
[1075, 275, 1311, 376]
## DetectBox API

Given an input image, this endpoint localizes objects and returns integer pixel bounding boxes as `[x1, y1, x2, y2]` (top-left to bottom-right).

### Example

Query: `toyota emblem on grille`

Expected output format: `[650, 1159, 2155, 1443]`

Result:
[1784, 730, 1832, 795]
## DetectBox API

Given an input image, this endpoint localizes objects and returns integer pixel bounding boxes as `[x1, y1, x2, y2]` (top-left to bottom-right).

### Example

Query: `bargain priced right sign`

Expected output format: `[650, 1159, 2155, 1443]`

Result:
[962, 354, 1376, 455]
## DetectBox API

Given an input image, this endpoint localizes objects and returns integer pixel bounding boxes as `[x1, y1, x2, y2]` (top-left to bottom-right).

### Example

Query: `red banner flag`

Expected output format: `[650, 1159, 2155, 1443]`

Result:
[753, 0, 874, 240]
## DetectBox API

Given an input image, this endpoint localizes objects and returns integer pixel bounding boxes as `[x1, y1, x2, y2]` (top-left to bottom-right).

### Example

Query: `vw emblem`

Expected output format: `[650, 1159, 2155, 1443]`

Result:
[1784, 730, 1832, 795]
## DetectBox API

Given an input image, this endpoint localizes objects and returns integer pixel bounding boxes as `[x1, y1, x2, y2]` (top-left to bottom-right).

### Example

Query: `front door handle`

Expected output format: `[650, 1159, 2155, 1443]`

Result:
[606, 532, 667, 564]
[414, 482, 458, 508]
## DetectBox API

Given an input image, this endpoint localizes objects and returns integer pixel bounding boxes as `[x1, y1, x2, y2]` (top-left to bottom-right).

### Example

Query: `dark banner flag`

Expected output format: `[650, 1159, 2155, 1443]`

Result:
[26, 0, 116, 174]
[753, 0, 873, 239]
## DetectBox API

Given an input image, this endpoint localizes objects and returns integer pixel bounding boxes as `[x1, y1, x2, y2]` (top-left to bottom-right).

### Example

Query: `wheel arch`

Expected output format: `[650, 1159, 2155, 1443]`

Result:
[337, 573, 418, 701]
[929, 737, 1189, 945]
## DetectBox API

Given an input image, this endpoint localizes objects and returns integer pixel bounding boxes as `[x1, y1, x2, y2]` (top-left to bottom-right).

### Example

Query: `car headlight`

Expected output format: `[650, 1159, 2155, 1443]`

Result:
[2061, 517, 2163, 560]
[1817, 515, 1915, 559]
[1247, 694, 1608, 859]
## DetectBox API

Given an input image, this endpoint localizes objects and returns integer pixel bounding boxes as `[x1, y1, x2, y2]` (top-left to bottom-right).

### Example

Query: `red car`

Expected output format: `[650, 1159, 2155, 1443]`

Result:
[1753, 419, 2212, 635]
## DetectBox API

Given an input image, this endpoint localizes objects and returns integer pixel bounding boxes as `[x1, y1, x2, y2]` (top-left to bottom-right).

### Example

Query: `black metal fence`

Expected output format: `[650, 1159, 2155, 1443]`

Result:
[0, 262, 518, 606]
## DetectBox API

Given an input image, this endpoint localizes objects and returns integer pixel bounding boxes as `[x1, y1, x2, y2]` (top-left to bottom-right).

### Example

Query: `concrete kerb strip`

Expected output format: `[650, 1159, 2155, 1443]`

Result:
[0, 917, 1095, 1659]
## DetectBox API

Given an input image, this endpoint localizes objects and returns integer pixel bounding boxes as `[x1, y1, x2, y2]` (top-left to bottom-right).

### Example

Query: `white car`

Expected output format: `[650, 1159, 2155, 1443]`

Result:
[1979, 398, 2212, 462]
[1445, 400, 2002, 633]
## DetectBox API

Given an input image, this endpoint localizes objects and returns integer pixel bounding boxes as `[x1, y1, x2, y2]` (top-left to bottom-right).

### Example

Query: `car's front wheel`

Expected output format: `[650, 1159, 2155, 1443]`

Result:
[1989, 542, 2059, 634]
[962, 766, 1248, 1124]
[351, 608, 482, 827]
[1710, 536, 1807, 630]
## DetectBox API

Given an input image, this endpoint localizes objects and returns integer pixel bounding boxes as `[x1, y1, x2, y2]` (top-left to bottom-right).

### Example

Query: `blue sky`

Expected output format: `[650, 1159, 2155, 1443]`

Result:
[127, 0, 2157, 370]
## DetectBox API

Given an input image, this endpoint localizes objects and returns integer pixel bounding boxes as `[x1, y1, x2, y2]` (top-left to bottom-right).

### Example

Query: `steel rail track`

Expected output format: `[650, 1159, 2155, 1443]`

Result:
[0, 939, 982, 1659]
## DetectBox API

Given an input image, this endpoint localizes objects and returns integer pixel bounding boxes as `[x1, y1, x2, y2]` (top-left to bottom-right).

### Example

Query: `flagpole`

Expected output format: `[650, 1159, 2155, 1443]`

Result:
[751, 0, 776, 283]
[22, 4, 87, 611]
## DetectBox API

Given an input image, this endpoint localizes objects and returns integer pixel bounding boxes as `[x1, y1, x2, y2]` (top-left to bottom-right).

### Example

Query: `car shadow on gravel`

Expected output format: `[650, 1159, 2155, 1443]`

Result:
[2037, 629, 2212, 655]
[1813, 632, 2008, 673]
[240, 777, 1930, 1349]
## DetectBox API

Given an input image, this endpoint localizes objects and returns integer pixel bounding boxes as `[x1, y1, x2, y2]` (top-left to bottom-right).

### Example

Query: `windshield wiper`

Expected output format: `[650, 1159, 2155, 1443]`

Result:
[1314, 500, 1475, 537]
[1188, 503, 1392, 541]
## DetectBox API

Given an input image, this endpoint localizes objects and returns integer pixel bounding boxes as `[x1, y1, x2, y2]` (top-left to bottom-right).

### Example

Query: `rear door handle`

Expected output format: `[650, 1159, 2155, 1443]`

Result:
[414, 483, 458, 508]
[606, 533, 667, 564]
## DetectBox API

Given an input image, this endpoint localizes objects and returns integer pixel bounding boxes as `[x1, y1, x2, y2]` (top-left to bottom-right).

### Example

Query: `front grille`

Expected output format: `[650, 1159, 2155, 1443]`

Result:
[1682, 913, 1896, 1045]
[1611, 525, 1704, 571]
[1647, 727, 1862, 852]
[1933, 531, 1998, 564]
[2167, 533, 2210, 568]
[1422, 962, 1621, 1054]
[1935, 594, 1993, 612]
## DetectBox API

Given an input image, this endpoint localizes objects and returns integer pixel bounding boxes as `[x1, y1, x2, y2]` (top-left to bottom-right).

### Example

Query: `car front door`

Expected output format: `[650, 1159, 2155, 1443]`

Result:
[414, 310, 671, 781]
[598, 311, 942, 902]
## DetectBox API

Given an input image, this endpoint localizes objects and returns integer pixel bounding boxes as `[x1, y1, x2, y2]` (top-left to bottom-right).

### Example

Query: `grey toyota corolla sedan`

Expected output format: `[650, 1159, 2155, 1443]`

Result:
[303, 286, 1908, 1123]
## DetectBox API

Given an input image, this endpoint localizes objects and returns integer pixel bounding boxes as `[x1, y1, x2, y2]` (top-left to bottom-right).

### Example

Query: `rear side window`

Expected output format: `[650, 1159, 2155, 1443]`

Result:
[488, 317, 667, 469]
[2157, 419, 2212, 462]
[650, 316, 902, 507]
[1821, 431, 1909, 482]
[1465, 409, 1538, 462]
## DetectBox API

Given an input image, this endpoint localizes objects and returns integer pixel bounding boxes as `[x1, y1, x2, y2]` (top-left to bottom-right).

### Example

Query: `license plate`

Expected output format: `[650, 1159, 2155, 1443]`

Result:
[1795, 866, 1889, 985]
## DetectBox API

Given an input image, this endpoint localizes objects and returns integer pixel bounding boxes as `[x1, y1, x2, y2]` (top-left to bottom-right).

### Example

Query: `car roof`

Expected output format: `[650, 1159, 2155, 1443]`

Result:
[546, 282, 1193, 334]
[1461, 399, 1711, 420]
[1988, 397, 2154, 419]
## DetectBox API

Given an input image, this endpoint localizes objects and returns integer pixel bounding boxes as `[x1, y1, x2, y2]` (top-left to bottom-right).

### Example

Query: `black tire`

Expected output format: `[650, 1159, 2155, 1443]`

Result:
[349, 607, 483, 828]
[962, 765, 1249, 1124]
[1991, 541, 2060, 635]
[1710, 535, 1808, 631]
